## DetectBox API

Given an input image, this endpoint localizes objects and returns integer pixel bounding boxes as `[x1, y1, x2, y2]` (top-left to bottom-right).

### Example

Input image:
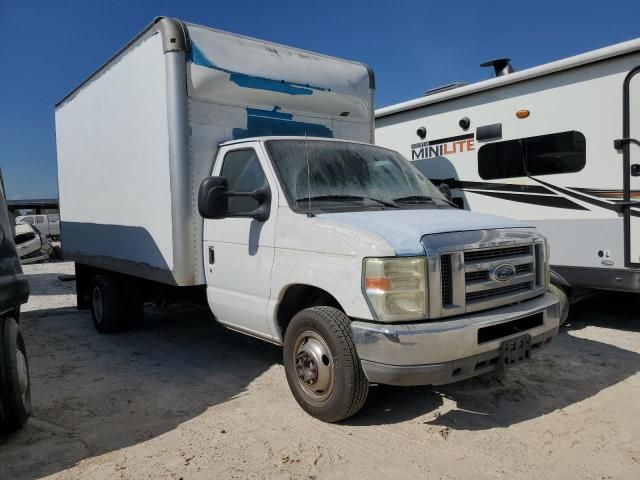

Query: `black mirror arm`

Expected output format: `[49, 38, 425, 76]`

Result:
[225, 187, 272, 222]
[225, 187, 269, 202]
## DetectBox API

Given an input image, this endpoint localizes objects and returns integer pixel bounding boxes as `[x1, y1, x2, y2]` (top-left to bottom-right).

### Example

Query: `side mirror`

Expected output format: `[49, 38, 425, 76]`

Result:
[198, 176, 272, 222]
[438, 183, 453, 202]
[198, 176, 229, 219]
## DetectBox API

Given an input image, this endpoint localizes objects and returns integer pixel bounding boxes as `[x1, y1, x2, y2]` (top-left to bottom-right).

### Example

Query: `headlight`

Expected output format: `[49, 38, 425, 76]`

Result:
[363, 257, 427, 322]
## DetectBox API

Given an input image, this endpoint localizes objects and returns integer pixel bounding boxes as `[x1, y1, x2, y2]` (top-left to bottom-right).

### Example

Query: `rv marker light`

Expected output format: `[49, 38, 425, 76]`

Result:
[516, 109, 530, 119]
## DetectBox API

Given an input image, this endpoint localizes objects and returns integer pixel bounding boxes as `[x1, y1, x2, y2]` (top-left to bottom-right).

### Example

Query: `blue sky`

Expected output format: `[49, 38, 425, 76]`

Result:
[1, 0, 639, 199]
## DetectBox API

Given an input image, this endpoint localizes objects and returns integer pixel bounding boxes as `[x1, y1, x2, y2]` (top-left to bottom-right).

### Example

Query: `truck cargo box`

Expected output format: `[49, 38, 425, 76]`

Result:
[55, 17, 374, 286]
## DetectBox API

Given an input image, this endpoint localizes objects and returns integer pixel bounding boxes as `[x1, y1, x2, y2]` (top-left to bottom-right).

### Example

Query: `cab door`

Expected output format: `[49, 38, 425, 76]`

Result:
[622, 67, 640, 267]
[202, 144, 279, 340]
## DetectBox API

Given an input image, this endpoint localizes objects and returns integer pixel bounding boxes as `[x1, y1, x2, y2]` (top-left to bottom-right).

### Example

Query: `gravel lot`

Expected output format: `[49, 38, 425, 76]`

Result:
[1, 261, 639, 479]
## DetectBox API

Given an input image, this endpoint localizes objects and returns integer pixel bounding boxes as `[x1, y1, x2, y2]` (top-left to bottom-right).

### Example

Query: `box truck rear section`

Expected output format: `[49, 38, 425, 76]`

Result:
[55, 17, 374, 327]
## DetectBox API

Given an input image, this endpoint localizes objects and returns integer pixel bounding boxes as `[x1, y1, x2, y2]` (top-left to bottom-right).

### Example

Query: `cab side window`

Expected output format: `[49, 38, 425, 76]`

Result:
[221, 149, 268, 214]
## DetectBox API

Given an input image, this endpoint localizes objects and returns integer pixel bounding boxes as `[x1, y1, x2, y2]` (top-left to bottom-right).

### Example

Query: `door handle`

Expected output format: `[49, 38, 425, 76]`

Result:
[632, 164, 640, 177]
[208, 246, 215, 265]
[614, 138, 640, 149]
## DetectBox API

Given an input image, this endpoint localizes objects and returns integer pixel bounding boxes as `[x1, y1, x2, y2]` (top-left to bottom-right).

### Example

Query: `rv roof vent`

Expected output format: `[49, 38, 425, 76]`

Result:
[423, 82, 467, 97]
[480, 58, 513, 77]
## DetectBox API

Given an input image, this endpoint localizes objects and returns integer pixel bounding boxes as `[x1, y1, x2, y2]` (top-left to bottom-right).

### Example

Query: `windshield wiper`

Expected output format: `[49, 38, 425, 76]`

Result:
[392, 195, 457, 208]
[295, 194, 398, 208]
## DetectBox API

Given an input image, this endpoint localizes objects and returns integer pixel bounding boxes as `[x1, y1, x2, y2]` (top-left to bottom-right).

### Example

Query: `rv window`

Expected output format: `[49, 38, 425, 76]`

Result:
[478, 131, 586, 180]
[221, 149, 268, 215]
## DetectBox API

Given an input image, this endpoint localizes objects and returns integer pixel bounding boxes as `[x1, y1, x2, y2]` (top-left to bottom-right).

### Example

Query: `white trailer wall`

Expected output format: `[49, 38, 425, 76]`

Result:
[55, 32, 175, 278]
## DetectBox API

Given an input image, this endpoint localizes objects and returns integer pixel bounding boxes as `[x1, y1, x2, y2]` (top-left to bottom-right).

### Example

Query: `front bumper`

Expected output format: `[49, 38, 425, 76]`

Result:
[351, 292, 559, 386]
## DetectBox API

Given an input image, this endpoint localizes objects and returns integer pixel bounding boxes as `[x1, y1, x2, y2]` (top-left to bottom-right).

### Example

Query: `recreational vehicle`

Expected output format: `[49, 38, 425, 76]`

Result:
[56, 17, 559, 422]
[376, 39, 640, 321]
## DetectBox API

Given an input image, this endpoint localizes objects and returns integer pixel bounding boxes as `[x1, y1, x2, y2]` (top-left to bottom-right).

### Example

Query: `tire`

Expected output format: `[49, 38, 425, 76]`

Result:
[0, 317, 32, 432]
[52, 246, 62, 260]
[91, 274, 125, 333]
[550, 283, 570, 326]
[283, 306, 369, 422]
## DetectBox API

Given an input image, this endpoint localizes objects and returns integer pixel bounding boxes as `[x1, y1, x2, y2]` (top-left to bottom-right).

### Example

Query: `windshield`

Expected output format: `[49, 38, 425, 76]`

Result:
[265, 140, 450, 212]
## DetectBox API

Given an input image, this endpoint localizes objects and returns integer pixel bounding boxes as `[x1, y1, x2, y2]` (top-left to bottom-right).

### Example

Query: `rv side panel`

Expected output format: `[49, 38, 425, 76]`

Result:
[376, 52, 640, 273]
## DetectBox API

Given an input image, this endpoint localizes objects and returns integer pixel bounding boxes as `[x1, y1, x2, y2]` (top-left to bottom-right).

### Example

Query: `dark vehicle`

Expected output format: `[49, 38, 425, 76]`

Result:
[0, 170, 31, 433]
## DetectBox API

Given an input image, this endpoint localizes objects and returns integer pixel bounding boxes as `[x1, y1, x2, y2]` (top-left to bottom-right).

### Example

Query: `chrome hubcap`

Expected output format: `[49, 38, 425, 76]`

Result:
[92, 286, 103, 324]
[16, 349, 29, 399]
[293, 331, 334, 401]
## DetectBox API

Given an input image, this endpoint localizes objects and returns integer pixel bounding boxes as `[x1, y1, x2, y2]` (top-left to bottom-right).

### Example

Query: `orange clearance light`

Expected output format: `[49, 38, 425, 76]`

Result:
[516, 109, 530, 119]
[365, 277, 391, 291]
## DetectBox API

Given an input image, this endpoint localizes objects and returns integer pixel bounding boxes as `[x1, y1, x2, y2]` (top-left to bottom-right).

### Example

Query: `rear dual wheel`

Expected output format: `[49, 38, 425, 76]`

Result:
[91, 274, 144, 334]
[0, 317, 31, 433]
[283, 307, 369, 423]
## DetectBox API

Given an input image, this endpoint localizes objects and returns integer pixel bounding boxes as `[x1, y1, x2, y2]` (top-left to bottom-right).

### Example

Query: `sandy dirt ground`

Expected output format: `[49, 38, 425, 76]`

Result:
[0, 261, 639, 480]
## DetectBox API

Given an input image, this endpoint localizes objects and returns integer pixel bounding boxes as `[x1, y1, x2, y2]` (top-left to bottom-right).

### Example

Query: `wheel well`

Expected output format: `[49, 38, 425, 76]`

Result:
[277, 285, 342, 337]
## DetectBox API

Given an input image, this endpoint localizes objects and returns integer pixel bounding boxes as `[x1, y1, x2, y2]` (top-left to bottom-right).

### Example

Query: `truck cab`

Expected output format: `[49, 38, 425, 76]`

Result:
[198, 136, 559, 421]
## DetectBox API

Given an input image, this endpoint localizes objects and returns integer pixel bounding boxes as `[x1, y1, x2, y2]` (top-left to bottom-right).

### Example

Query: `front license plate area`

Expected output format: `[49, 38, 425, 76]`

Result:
[499, 334, 531, 370]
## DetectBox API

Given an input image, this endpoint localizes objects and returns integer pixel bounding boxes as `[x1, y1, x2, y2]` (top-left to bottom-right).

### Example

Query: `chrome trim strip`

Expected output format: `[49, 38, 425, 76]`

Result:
[421, 229, 546, 320]
[465, 254, 534, 272]
[466, 272, 535, 293]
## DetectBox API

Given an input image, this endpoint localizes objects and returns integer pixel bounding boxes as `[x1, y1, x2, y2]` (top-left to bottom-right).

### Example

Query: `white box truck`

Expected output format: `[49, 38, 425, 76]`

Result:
[56, 17, 559, 422]
[375, 39, 640, 322]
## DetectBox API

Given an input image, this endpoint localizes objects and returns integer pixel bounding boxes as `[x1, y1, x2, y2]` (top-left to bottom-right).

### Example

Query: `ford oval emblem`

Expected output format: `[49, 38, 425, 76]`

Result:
[491, 263, 517, 282]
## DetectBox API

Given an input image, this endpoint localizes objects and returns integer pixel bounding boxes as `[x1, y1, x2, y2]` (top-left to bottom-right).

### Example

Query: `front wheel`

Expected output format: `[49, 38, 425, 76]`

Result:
[283, 307, 369, 422]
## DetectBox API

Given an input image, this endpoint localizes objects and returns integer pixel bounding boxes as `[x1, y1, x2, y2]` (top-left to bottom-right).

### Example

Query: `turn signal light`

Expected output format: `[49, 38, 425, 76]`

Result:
[365, 277, 392, 291]
[516, 109, 530, 119]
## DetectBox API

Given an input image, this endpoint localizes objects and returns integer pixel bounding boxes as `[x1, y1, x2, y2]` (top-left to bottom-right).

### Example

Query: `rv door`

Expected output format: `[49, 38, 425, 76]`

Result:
[623, 67, 640, 267]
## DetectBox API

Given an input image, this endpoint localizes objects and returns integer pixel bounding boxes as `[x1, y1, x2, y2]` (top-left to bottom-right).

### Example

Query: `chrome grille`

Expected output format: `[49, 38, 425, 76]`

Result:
[463, 244, 542, 313]
[423, 230, 547, 319]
